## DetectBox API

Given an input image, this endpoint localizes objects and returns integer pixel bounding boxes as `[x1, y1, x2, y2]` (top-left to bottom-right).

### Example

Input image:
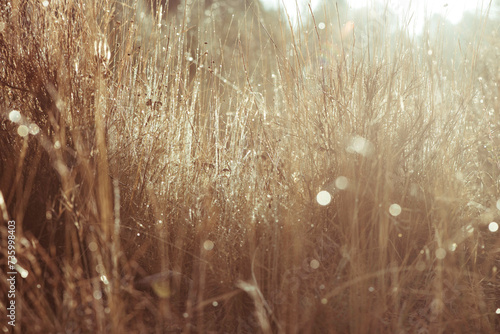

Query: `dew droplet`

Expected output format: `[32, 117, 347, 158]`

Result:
[100, 275, 109, 285]
[347, 136, 373, 156]
[448, 243, 457, 252]
[17, 125, 29, 137]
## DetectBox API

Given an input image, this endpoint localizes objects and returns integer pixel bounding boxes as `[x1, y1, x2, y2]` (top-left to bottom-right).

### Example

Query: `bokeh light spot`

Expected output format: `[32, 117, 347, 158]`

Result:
[435, 248, 446, 260]
[347, 135, 373, 156]
[310, 259, 320, 269]
[389, 204, 402, 216]
[316, 190, 331, 206]
[488, 222, 499, 233]
[204, 240, 214, 251]
[89, 242, 98, 252]
[16, 265, 28, 278]
[335, 176, 348, 190]
[29, 123, 40, 135]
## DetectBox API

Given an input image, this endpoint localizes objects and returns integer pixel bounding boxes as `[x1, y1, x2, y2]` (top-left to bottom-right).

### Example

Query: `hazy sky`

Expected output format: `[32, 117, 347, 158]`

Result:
[260, 0, 491, 32]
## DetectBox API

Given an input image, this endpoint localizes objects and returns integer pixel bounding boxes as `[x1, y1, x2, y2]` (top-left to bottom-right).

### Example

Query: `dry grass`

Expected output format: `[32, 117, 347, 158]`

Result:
[0, 0, 499, 333]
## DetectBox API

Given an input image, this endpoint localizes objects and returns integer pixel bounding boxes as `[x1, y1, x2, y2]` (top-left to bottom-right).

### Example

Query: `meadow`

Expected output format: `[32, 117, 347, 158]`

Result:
[0, 0, 499, 333]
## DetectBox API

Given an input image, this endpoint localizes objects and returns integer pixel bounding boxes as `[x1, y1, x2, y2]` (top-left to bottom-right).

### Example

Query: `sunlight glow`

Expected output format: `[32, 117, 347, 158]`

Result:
[346, 0, 485, 33]
[260, 0, 487, 34]
[488, 222, 499, 233]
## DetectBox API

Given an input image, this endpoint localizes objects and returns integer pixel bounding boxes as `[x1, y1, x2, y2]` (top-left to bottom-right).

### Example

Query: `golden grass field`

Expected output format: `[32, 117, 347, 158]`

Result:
[0, 0, 499, 333]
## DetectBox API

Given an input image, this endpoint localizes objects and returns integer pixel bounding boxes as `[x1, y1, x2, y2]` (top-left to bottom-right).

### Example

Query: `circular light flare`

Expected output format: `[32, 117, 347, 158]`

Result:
[203, 240, 214, 251]
[17, 125, 29, 137]
[29, 123, 40, 135]
[9, 110, 21, 123]
[316, 191, 332, 206]
[335, 176, 348, 190]
[488, 222, 499, 233]
[435, 248, 446, 260]
[389, 203, 402, 217]
[310, 259, 320, 269]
